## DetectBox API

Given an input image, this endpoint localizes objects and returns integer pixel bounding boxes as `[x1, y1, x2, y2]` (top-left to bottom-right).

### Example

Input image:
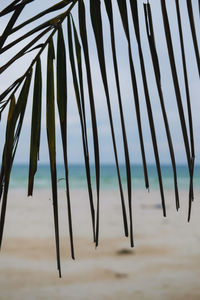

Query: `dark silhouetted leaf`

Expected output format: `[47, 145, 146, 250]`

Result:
[56, 25, 75, 259]
[46, 37, 61, 278]
[28, 58, 42, 196]
[68, 15, 96, 242]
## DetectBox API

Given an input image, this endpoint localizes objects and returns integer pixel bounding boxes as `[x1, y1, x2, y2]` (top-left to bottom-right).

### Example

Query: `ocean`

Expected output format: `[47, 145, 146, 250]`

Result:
[8, 164, 200, 191]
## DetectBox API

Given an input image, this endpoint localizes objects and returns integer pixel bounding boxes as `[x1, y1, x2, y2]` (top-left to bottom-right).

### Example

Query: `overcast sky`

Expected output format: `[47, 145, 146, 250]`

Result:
[0, 0, 200, 165]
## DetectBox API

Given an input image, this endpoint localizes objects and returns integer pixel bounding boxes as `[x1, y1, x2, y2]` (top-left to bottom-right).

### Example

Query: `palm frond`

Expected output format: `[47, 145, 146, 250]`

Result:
[1, 0, 200, 275]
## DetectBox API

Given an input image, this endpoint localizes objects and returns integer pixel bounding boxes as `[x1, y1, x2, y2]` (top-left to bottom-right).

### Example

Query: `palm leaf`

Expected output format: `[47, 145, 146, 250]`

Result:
[56, 24, 74, 259]
[46, 37, 61, 277]
[28, 58, 42, 196]
[68, 15, 95, 242]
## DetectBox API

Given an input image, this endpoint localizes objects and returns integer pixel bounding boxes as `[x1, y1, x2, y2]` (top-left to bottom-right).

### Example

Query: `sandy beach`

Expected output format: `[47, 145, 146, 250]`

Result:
[1, 188, 200, 299]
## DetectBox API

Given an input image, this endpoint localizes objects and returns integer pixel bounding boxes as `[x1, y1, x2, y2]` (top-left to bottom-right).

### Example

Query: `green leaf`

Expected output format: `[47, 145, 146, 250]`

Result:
[28, 58, 42, 196]
[67, 16, 81, 113]
[0, 95, 16, 200]
[12, 71, 32, 159]
[56, 25, 75, 259]
[0, 95, 15, 198]
[0, 96, 16, 248]
[57, 26, 67, 123]
[46, 37, 61, 278]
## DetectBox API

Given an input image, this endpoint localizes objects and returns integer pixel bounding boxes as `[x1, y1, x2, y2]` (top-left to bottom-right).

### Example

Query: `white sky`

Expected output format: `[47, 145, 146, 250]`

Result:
[0, 0, 200, 165]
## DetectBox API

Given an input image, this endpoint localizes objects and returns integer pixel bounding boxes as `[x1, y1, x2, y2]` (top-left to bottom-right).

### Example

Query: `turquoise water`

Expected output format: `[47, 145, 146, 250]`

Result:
[8, 164, 200, 190]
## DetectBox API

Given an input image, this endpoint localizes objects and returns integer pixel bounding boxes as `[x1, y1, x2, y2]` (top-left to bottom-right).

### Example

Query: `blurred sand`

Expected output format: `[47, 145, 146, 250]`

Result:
[1, 188, 200, 299]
